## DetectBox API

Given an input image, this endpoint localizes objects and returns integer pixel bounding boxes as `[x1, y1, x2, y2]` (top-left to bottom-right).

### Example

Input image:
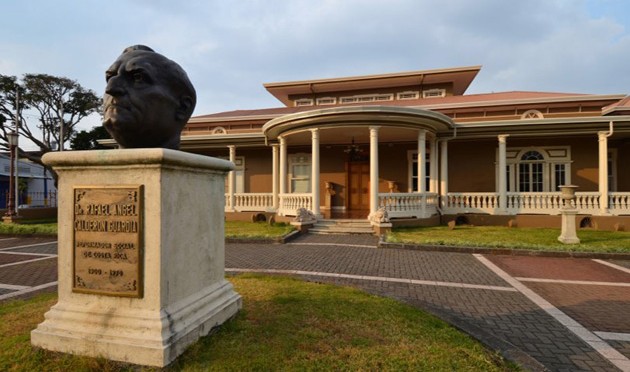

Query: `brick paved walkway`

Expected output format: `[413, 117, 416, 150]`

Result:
[227, 234, 630, 372]
[2, 234, 630, 371]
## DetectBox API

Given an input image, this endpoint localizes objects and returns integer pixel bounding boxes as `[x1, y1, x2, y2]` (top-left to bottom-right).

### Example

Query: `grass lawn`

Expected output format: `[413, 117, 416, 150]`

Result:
[0, 220, 57, 235]
[225, 220, 295, 239]
[0, 220, 295, 239]
[388, 225, 630, 253]
[0, 275, 518, 371]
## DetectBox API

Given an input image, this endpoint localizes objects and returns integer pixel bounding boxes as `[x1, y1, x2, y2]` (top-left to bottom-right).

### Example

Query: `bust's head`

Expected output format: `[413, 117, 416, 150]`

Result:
[103, 45, 196, 149]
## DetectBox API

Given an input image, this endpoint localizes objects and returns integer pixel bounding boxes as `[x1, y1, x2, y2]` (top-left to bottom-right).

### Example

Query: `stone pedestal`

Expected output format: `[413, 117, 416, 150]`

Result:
[558, 208, 580, 244]
[31, 149, 242, 367]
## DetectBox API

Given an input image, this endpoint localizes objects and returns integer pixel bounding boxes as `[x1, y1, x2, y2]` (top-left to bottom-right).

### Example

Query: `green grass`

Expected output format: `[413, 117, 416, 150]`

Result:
[1, 275, 519, 371]
[225, 220, 295, 239]
[0, 221, 57, 235]
[388, 225, 630, 253]
[0, 220, 295, 239]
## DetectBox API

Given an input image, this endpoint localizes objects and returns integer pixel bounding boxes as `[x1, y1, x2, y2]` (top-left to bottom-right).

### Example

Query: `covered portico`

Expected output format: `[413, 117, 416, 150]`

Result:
[257, 105, 454, 222]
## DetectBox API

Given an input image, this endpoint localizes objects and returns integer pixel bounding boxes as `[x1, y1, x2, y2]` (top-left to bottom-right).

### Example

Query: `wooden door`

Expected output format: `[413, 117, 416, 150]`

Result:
[348, 162, 369, 210]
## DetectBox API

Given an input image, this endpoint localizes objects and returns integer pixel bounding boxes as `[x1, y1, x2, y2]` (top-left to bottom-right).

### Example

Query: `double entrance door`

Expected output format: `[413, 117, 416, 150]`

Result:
[347, 162, 369, 213]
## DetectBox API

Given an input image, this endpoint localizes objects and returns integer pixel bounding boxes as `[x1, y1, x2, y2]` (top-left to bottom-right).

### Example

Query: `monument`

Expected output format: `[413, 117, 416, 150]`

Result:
[31, 46, 242, 367]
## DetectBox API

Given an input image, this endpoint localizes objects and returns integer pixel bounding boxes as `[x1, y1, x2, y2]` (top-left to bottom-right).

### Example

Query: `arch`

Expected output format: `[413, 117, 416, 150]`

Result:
[521, 109, 544, 120]
[212, 126, 227, 135]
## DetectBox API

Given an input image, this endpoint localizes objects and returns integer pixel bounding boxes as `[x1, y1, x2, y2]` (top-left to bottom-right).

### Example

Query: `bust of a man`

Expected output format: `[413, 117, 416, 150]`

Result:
[103, 45, 196, 150]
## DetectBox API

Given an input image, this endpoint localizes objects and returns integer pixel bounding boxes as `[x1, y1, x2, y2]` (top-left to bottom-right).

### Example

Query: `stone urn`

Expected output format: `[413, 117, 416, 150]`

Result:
[558, 185, 578, 208]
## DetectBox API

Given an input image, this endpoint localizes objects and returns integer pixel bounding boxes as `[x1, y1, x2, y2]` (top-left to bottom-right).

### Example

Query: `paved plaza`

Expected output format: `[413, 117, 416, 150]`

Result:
[1, 234, 629, 371]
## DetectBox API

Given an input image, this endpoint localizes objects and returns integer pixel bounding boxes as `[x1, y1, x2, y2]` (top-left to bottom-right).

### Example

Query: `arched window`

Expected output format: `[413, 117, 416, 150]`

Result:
[499, 146, 571, 193]
[518, 150, 544, 192]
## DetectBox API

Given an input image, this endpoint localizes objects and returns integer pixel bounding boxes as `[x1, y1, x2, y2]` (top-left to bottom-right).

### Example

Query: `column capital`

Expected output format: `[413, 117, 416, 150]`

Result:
[369, 126, 381, 132]
[598, 131, 610, 141]
[498, 134, 509, 143]
[227, 145, 236, 150]
[279, 136, 287, 145]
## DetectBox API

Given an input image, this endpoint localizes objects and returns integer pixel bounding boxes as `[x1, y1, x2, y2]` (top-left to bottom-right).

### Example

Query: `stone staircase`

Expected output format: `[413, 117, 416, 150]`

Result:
[309, 219, 374, 235]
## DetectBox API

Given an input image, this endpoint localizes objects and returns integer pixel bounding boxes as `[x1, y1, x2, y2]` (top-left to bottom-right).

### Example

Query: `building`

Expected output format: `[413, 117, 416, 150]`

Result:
[181, 65, 630, 230]
[0, 153, 57, 209]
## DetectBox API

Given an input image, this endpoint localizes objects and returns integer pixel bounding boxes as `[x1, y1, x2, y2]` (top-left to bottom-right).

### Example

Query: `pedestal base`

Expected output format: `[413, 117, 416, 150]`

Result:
[31, 149, 241, 367]
[558, 208, 580, 244]
[31, 280, 241, 366]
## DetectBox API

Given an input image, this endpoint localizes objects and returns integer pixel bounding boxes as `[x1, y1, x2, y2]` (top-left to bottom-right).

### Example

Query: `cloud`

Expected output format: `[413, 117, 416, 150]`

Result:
[2, 0, 630, 122]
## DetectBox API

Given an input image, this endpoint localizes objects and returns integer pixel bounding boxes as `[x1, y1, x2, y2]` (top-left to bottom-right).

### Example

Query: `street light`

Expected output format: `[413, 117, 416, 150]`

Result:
[4, 131, 19, 220]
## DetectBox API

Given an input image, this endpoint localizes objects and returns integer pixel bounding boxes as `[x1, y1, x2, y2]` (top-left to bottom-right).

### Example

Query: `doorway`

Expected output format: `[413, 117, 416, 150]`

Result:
[347, 161, 369, 213]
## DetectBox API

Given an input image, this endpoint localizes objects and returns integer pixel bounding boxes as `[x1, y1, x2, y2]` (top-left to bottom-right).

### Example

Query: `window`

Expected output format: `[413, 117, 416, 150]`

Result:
[289, 154, 311, 193]
[408, 151, 430, 192]
[339, 93, 393, 104]
[221, 156, 244, 193]
[397, 91, 419, 100]
[499, 147, 571, 192]
[316, 97, 336, 105]
[294, 98, 314, 107]
[520, 109, 544, 120]
[518, 151, 544, 192]
[608, 149, 617, 191]
[422, 89, 446, 98]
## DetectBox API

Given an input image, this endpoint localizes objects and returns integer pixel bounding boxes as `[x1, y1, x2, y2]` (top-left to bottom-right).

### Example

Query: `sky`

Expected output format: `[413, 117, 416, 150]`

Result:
[2, 0, 630, 141]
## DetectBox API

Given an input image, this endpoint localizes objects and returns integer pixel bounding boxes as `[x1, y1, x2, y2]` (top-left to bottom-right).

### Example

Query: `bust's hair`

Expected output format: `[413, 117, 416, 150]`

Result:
[121, 45, 196, 120]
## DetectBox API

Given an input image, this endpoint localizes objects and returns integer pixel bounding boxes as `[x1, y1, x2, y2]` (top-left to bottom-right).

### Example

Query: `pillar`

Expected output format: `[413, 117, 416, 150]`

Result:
[598, 131, 609, 214]
[271, 144, 279, 210]
[417, 130, 426, 193]
[498, 135, 509, 214]
[369, 126, 380, 215]
[279, 137, 287, 214]
[228, 145, 236, 211]
[430, 137, 438, 193]
[440, 141, 448, 208]
[311, 129, 320, 217]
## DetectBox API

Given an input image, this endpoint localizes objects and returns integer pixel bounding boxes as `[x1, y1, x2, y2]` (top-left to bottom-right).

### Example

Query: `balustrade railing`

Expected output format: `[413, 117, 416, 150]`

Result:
[610, 192, 630, 215]
[445, 191, 629, 215]
[278, 193, 312, 216]
[225, 193, 274, 212]
[444, 193, 498, 214]
[378, 192, 438, 218]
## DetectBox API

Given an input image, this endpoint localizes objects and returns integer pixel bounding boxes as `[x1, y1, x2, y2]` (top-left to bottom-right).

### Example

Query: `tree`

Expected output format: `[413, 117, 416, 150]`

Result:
[71, 125, 110, 150]
[0, 73, 101, 180]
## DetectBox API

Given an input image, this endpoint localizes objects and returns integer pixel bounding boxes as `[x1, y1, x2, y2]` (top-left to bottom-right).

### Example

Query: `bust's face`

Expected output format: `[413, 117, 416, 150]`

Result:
[103, 50, 183, 148]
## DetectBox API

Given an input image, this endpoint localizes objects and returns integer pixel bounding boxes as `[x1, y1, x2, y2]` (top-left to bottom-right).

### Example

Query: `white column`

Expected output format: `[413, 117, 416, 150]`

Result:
[598, 131, 609, 214]
[430, 137, 438, 193]
[417, 130, 426, 193]
[271, 144, 279, 210]
[228, 145, 236, 211]
[498, 134, 509, 214]
[440, 141, 448, 208]
[279, 137, 287, 215]
[369, 126, 380, 215]
[311, 129, 320, 217]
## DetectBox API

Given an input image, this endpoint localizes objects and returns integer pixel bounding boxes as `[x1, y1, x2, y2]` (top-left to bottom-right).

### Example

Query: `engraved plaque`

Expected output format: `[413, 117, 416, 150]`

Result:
[73, 185, 143, 297]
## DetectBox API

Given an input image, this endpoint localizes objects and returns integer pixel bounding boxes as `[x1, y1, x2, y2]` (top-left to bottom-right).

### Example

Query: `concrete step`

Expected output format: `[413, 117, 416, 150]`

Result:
[309, 219, 373, 235]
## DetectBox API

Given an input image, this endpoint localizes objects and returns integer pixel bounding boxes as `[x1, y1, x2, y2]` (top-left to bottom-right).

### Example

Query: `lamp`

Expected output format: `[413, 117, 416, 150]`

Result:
[343, 137, 362, 161]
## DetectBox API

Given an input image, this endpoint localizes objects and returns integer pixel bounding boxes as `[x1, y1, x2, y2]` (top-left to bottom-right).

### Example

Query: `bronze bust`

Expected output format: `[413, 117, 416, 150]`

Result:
[103, 45, 196, 150]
